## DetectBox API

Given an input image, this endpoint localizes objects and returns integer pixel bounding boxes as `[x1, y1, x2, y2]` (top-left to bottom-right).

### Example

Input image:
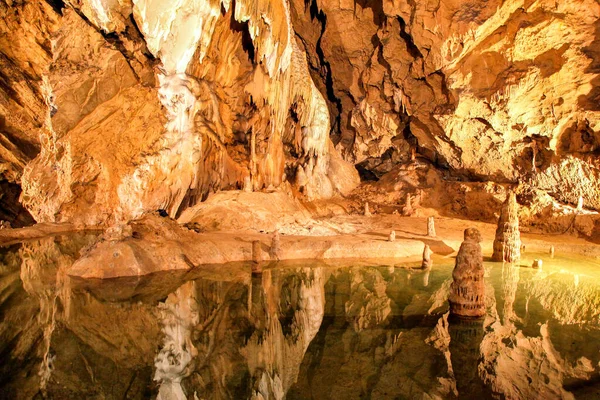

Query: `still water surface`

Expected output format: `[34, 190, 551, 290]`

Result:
[0, 234, 599, 399]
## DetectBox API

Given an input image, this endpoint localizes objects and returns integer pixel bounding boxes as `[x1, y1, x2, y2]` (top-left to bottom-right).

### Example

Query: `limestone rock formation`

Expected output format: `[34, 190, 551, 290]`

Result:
[427, 216, 436, 237]
[2, 0, 600, 230]
[449, 228, 486, 318]
[422, 244, 433, 269]
[388, 230, 395, 242]
[1, 0, 360, 227]
[492, 192, 522, 263]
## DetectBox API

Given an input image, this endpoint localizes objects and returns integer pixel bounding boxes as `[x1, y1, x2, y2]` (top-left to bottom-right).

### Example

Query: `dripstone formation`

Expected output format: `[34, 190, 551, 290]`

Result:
[427, 217, 436, 237]
[449, 228, 486, 318]
[492, 192, 521, 263]
[422, 244, 433, 269]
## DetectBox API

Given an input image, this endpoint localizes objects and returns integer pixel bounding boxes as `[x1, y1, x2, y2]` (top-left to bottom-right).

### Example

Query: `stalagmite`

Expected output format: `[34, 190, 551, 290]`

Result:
[402, 194, 413, 216]
[532, 259, 543, 269]
[491, 192, 521, 263]
[252, 240, 263, 265]
[243, 176, 253, 193]
[388, 230, 396, 242]
[427, 216, 436, 237]
[422, 244, 433, 269]
[270, 231, 281, 260]
[364, 202, 371, 216]
[449, 228, 486, 318]
[549, 246, 555, 258]
[577, 196, 584, 211]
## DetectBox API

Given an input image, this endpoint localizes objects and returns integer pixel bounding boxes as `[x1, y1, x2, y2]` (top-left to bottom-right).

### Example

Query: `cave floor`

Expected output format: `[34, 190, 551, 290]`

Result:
[2, 211, 599, 279]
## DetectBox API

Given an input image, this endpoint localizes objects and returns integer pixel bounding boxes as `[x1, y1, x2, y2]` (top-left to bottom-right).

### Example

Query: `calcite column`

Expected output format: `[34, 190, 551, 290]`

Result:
[491, 192, 521, 263]
[449, 228, 486, 318]
[427, 216, 436, 237]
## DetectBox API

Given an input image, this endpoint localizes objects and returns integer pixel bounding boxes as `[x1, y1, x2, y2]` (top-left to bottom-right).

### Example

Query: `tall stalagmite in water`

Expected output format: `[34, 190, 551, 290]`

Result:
[492, 192, 521, 263]
[449, 228, 486, 318]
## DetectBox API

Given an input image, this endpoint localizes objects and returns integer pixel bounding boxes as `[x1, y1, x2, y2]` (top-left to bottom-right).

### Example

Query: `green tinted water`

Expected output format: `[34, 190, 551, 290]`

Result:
[0, 235, 598, 399]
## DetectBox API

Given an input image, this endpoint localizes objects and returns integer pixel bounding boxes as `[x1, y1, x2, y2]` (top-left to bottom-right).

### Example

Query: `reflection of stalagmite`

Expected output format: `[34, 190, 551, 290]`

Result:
[449, 228, 485, 318]
[501, 263, 521, 326]
[422, 244, 433, 269]
[427, 216, 436, 237]
[492, 192, 521, 262]
[423, 269, 431, 287]
[154, 281, 199, 400]
[449, 318, 487, 398]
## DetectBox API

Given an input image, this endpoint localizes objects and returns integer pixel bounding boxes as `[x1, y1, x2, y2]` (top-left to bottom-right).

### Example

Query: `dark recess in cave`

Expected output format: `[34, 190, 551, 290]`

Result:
[304, 0, 343, 142]
[229, 0, 256, 64]
[355, 164, 380, 182]
[45, 0, 65, 15]
[0, 181, 35, 228]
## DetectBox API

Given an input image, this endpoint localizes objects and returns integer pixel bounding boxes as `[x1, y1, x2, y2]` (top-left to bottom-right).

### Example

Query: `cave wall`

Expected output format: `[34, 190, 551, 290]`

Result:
[1, 0, 600, 225]
[292, 0, 600, 206]
[1, 0, 359, 226]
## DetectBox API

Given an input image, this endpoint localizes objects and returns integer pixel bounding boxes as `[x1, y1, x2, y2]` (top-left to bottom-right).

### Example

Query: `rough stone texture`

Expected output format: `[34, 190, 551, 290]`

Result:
[448, 228, 485, 318]
[492, 192, 521, 262]
[1, 0, 600, 228]
[291, 0, 600, 208]
[3, 0, 359, 226]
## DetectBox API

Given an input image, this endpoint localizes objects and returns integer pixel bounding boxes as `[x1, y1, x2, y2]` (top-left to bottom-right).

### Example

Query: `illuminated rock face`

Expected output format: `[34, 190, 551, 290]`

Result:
[290, 0, 600, 204]
[1, 0, 600, 224]
[449, 228, 486, 318]
[5, 0, 358, 226]
[492, 192, 521, 263]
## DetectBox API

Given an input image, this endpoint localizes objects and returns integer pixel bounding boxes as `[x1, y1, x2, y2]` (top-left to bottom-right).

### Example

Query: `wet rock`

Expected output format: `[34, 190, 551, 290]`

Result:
[449, 228, 486, 318]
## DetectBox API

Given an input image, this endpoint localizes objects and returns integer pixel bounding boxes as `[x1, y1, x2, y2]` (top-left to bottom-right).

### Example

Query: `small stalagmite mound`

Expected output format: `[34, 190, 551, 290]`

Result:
[491, 192, 521, 263]
[388, 230, 396, 242]
[449, 228, 486, 318]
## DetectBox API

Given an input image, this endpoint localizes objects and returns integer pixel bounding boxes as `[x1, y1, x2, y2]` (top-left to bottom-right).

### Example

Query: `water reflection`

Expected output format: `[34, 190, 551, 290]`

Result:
[0, 237, 599, 399]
